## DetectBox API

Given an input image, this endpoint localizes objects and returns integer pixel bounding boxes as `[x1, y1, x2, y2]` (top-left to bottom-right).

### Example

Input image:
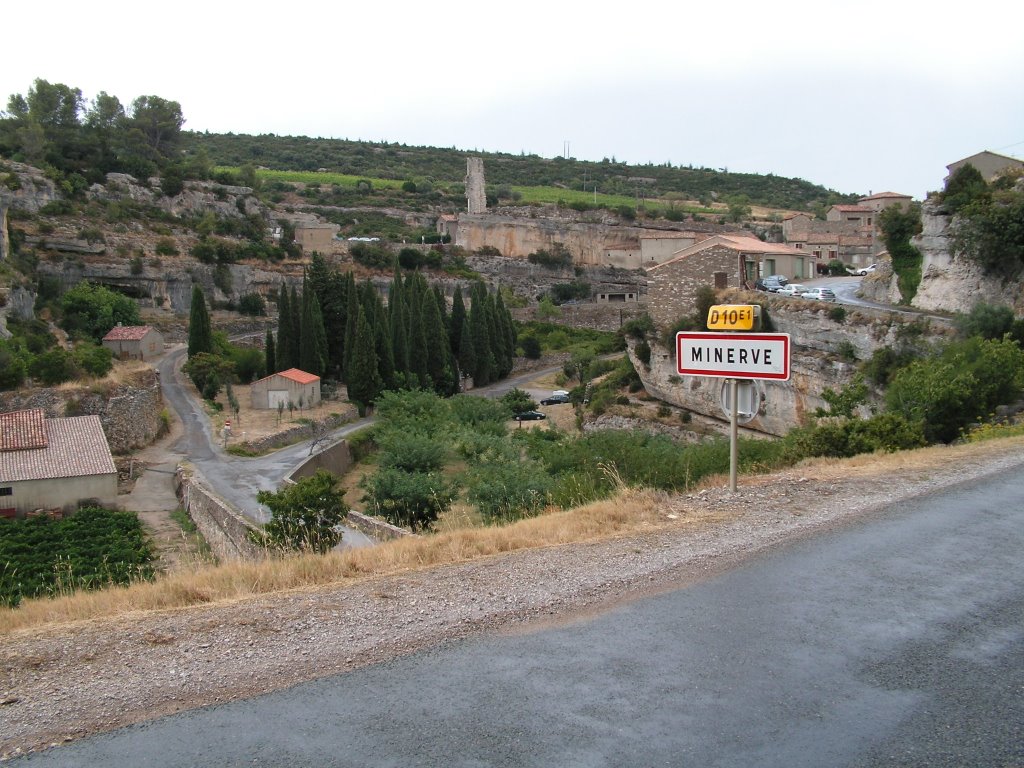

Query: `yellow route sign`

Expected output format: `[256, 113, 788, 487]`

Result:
[706, 304, 760, 331]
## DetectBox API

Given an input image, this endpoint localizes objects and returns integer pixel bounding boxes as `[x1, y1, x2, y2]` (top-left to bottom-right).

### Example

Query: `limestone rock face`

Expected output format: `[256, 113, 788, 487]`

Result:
[0, 161, 60, 213]
[632, 301, 956, 436]
[911, 200, 1023, 314]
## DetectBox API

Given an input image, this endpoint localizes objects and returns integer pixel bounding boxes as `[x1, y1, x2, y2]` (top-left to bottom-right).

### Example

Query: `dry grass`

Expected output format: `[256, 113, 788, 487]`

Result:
[0, 487, 686, 636]
[4, 435, 1023, 637]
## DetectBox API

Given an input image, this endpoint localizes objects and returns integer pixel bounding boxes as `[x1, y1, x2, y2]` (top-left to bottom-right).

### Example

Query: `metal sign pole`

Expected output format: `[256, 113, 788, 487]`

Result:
[729, 378, 738, 493]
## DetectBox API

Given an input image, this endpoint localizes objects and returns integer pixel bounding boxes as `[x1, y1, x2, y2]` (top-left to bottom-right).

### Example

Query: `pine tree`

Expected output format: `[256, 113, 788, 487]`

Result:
[187, 285, 212, 358]
[265, 328, 276, 375]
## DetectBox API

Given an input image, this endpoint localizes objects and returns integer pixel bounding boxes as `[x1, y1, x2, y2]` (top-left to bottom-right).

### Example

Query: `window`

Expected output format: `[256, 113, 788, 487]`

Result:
[0, 487, 12, 497]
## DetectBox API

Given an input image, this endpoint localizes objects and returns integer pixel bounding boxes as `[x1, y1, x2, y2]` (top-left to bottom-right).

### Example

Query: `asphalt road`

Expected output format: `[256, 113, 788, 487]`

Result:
[20, 462, 1024, 766]
[157, 346, 576, 543]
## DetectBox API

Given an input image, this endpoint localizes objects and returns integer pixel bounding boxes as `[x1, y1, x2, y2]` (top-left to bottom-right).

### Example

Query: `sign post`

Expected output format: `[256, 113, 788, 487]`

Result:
[676, 315, 791, 493]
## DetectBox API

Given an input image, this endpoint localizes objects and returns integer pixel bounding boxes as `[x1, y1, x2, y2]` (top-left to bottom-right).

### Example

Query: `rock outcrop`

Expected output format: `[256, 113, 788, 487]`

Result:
[631, 296, 956, 436]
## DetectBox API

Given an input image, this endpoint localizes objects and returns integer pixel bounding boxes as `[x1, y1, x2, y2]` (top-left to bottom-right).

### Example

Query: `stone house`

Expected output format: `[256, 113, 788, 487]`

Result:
[0, 409, 117, 518]
[294, 221, 341, 252]
[782, 192, 913, 270]
[101, 324, 164, 361]
[945, 151, 1024, 184]
[645, 235, 807, 328]
[249, 368, 321, 410]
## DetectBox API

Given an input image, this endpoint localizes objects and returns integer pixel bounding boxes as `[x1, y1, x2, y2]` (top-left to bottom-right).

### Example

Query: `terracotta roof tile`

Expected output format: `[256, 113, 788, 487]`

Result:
[254, 368, 321, 386]
[0, 409, 48, 451]
[102, 325, 154, 341]
[0, 415, 115, 482]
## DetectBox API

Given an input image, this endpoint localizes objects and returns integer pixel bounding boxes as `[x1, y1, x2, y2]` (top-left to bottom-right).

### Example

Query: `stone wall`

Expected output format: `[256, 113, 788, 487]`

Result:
[645, 244, 742, 328]
[174, 467, 265, 561]
[235, 409, 358, 454]
[0, 369, 164, 453]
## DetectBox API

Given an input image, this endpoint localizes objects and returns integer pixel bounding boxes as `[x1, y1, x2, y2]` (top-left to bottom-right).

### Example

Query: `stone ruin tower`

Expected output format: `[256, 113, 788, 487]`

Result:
[466, 157, 486, 214]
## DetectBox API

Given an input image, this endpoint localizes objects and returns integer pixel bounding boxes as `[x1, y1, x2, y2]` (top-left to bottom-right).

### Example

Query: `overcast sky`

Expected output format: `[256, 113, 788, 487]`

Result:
[4, 0, 1022, 200]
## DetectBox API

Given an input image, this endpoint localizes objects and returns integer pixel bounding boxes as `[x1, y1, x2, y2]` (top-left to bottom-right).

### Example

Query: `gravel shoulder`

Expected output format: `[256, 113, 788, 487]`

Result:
[3, 437, 1024, 760]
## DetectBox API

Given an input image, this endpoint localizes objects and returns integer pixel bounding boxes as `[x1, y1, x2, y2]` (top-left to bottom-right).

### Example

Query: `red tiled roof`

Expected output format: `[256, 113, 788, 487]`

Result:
[859, 192, 911, 201]
[253, 368, 321, 386]
[0, 409, 48, 451]
[102, 325, 153, 341]
[0, 414, 115, 482]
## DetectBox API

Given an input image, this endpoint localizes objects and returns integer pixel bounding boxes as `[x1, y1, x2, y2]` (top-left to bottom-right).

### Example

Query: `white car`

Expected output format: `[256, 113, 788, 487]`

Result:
[800, 287, 837, 302]
[854, 264, 877, 276]
[776, 283, 808, 297]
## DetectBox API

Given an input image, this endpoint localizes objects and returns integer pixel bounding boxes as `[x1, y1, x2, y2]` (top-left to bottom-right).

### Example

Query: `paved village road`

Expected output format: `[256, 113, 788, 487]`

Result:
[22, 459, 1024, 766]
[156, 346, 586, 543]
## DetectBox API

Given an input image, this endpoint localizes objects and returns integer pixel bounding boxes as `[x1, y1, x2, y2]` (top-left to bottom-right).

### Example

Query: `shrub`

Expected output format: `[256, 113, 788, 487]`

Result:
[237, 293, 265, 316]
[828, 305, 847, 324]
[360, 467, 456, 531]
[520, 335, 542, 359]
[635, 340, 651, 368]
[73, 343, 113, 377]
[464, 459, 552, 521]
[155, 237, 178, 256]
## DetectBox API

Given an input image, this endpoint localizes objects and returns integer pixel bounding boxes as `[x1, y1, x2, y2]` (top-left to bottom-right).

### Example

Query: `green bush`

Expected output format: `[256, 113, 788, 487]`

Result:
[464, 458, 552, 521]
[237, 292, 265, 316]
[783, 413, 926, 459]
[154, 237, 178, 256]
[360, 467, 456, 531]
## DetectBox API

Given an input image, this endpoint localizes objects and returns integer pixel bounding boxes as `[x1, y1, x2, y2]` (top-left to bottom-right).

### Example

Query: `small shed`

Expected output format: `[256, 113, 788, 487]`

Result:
[102, 325, 164, 361]
[250, 368, 321, 410]
[0, 409, 118, 518]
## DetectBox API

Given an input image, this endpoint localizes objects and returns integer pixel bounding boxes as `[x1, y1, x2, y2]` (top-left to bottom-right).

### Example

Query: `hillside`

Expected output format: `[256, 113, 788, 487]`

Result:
[184, 132, 857, 213]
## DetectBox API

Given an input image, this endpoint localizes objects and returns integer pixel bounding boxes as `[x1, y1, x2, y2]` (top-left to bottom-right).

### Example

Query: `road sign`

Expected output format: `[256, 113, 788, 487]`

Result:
[720, 379, 762, 424]
[706, 304, 760, 331]
[676, 332, 790, 381]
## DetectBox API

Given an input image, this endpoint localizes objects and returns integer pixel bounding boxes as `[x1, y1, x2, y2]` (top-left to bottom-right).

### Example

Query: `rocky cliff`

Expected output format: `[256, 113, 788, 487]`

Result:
[631, 294, 956, 436]
[859, 199, 1023, 313]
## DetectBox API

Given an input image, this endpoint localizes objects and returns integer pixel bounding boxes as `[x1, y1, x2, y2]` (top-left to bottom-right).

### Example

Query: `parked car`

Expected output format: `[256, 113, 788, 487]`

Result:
[854, 264, 877, 276]
[776, 283, 808, 297]
[755, 275, 788, 292]
[514, 410, 546, 421]
[540, 394, 571, 405]
[800, 287, 837, 302]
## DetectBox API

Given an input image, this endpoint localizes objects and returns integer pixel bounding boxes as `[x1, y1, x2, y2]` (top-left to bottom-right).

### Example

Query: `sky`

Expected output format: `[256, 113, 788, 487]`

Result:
[4, 0, 1023, 200]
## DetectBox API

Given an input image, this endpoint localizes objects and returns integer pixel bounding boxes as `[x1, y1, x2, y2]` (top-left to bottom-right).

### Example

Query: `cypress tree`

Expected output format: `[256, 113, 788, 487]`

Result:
[372, 297, 396, 390]
[408, 281, 431, 387]
[347, 306, 383, 411]
[342, 275, 360, 378]
[469, 283, 495, 386]
[457, 315, 474, 390]
[495, 291, 515, 378]
[449, 285, 466, 359]
[276, 285, 292, 371]
[423, 285, 453, 395]
[289, 286, 301, 369]
[187, 285, 212, 358]
[265, 327, 276, 375]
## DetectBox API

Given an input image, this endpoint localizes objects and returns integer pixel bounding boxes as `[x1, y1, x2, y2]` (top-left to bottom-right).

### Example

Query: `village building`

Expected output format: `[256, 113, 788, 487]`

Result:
[945, 151, 1024, 184]
[645, 235, 808, 328]
[0, 409, 117, 518]
[781, 191, 912, 269]
[101, 324, 164, 361]
[249, 368, 321, 410]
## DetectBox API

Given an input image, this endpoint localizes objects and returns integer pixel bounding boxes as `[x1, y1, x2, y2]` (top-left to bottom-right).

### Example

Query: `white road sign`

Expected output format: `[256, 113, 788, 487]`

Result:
[676, 332, 791, 381]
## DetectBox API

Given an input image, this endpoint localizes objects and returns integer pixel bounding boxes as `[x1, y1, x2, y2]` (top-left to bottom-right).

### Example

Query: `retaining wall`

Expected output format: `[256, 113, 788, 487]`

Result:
[174, 466, 265, 561]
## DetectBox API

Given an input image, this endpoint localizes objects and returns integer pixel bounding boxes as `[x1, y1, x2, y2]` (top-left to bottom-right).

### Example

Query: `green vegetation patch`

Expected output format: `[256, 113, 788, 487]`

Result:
[0, 507, 154, 608]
